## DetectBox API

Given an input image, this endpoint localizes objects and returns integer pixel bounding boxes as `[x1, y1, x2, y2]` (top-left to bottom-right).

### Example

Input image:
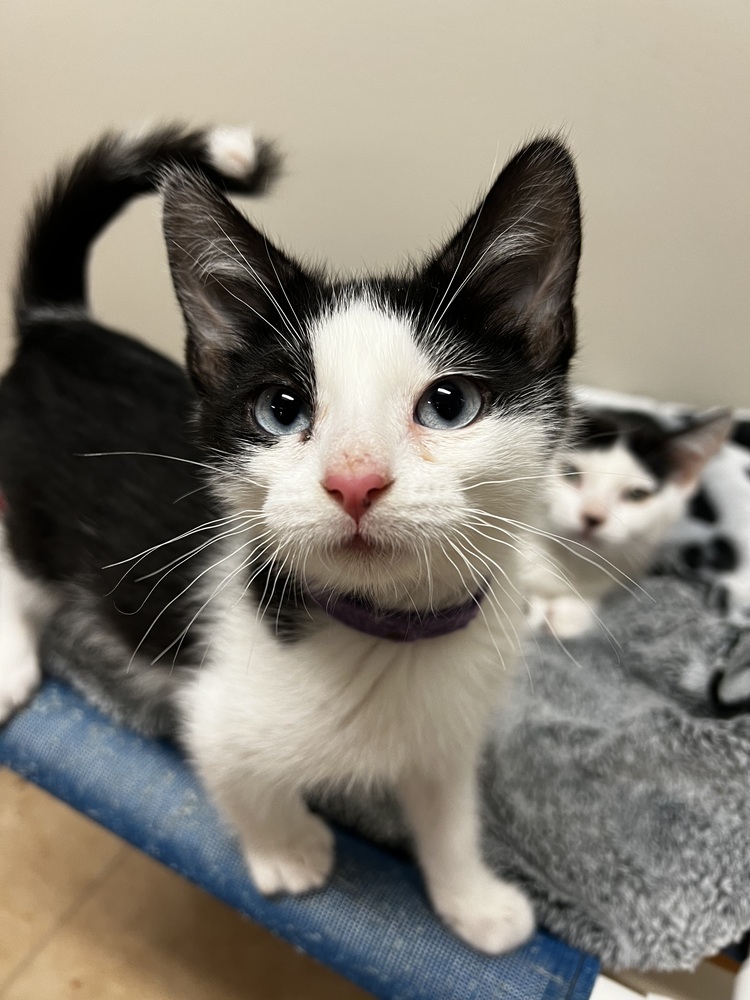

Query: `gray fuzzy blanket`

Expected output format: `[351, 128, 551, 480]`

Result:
[485, 576, 750, 970]
[324, 396, 750, 972]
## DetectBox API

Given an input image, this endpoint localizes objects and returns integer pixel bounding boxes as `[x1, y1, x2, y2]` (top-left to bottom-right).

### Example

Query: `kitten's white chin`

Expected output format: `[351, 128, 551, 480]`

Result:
[301, 545, 481, 612]
[304, 547, 420, 598]
[339, 534, 390, 557]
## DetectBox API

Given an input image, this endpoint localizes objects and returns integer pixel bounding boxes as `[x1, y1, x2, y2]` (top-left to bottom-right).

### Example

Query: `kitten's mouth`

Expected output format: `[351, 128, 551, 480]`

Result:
[341, 533, 381, 556]
[578, 528, 599, 543]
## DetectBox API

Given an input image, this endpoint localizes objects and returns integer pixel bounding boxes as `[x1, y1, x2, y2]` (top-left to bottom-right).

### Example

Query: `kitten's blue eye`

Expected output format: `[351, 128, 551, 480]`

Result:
[254, 386, 311, 436]
[415, 377, 483, 430]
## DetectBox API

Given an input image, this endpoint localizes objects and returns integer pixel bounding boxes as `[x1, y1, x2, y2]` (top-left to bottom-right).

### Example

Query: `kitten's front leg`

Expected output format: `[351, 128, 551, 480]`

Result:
[210, 772, 335, 896]
[397, 759, 534, 954]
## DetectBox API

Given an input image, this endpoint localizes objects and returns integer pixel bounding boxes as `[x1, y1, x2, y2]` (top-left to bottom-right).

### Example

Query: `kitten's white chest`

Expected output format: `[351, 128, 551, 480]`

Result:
[181, 588, 517, 792]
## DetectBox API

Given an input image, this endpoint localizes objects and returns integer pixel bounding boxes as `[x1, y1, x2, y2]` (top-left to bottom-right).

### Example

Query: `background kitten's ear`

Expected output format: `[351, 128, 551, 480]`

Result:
[429, 137, 581, 367]
[162, 168, 299, 393]
[668, 409, 734, 486]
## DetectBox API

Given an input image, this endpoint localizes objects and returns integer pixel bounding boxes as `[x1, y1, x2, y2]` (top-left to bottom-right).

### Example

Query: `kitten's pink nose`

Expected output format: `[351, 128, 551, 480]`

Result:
[323, 472, 391, 523]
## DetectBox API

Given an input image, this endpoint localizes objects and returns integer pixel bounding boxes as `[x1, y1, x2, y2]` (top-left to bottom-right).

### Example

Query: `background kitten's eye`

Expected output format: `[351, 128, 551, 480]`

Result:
[563, 462, 582, 484]
[624, 486, 653, 502]
[415, 377, 483, 430]
[253, 386, 311, 436]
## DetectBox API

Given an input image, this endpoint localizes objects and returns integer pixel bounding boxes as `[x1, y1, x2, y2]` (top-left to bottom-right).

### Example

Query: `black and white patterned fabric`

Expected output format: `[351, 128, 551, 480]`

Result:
[581, 387, 750, 711]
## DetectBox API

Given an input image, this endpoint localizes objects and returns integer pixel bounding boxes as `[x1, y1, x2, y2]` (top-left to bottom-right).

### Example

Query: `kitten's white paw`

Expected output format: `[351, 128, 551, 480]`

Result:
[546, 596, 596, 638]
[0, 649, 41, 724]
[433, 873, 535, 954]
[525, 597, 549, 633]
[244, 813, 335, 896]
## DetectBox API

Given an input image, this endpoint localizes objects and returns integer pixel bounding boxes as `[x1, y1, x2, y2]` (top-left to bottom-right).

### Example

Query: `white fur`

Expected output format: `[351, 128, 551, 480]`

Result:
[205, 126, 257, 180]
[182, 296, 544, 951]
[0, 529, 56, 722]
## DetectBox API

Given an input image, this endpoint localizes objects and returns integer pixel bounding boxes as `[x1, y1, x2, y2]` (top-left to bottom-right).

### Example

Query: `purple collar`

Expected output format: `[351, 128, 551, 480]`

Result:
[307, 587, 485, 642]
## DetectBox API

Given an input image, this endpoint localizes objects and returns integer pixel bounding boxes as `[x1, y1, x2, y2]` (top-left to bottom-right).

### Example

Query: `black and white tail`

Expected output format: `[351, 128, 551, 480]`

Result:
[15, 123, 280, 324]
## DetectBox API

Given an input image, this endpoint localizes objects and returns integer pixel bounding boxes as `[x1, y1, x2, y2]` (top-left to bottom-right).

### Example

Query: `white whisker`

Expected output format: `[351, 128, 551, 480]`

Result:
[134, 518, 266, 582]
[440, 538, 511, 667]
[80, 450, 227, 476]
[127, 533, 268, 672]
[152, 537, 278, 666]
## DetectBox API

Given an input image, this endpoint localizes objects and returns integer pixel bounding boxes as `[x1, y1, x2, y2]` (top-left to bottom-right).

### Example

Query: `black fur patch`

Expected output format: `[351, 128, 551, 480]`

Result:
[373, 278, 571, 437]
[575, 409, 678, 483]
[0, 322, 219, 667]
[249, 562, 311, 643]
[731, 420, 750, 452]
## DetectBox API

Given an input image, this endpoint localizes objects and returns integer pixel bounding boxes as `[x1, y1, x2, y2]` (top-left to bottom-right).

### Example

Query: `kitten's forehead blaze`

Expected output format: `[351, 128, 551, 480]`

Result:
[309, 297, 433, 451]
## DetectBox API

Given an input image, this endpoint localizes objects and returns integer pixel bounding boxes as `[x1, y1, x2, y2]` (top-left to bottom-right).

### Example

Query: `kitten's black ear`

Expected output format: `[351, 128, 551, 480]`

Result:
[668, 409, 733, 486]
[162, 168, 299, 393]
[429, 137, 581, 367]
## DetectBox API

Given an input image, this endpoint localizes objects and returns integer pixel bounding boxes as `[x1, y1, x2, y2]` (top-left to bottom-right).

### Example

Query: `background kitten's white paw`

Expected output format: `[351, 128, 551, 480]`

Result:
[206, 126, 257, 179]
[546, 595, 596, 638]
[0, 649, 41, 723]
[243, 813, 335, 896]
[525, 597, 549, 633]
[434, 873, 535, 954]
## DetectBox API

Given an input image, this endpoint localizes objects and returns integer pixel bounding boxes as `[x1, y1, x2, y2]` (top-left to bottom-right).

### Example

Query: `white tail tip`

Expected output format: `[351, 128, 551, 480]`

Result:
[205, 126, 257, 180]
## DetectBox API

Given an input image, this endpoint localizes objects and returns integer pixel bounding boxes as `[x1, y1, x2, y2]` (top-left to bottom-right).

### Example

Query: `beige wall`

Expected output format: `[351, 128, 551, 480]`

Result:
[2, 0, 748, 407]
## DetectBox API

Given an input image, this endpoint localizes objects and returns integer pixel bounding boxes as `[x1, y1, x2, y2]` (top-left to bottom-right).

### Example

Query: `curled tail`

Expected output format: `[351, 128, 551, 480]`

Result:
[16, 123, 280, 322]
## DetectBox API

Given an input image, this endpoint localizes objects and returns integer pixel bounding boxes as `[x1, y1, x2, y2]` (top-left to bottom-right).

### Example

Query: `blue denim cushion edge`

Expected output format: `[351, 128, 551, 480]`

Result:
[0, 680, 598, 1000]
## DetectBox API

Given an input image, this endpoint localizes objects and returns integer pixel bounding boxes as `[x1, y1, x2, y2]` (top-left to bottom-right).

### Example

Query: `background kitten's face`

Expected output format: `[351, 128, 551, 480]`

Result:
[546, 408, 733, 552]
[547, 444, 688, 550]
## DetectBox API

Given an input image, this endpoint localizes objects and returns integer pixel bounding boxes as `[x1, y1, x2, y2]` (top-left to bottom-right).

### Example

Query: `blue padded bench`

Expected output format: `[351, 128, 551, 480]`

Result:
[0, 679, 599, 999]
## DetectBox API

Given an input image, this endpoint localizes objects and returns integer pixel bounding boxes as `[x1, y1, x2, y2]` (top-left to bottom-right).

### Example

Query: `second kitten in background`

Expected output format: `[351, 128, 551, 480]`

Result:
[524, 406, 732, 638]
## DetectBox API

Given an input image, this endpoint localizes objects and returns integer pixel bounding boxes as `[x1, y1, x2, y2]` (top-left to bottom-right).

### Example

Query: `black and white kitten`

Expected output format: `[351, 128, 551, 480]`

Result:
[0, 124, 582, 953]
[525, 406, 732, 637]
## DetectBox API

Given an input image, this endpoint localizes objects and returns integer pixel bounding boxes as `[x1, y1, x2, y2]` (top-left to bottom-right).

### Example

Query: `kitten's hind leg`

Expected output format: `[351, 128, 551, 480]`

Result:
[0, 533, 54, 722]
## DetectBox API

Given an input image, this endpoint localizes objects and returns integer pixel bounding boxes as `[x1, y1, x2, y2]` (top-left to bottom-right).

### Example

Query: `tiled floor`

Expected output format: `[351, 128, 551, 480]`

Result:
[0, 769, 370, 999]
